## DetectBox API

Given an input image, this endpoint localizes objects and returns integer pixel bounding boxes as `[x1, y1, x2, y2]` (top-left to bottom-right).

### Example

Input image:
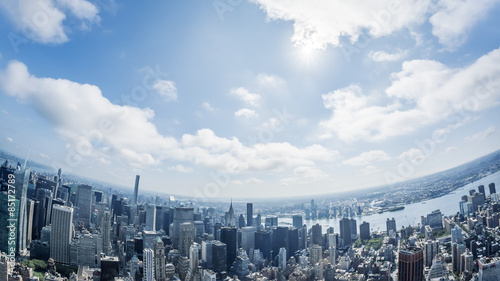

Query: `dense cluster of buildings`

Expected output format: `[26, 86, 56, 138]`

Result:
[1, 161, 500, 281]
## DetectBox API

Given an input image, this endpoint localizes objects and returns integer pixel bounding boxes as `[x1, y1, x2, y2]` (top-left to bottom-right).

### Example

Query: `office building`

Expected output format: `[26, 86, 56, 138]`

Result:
[339, 218, 351, 247]
[154, 238, 166, 281]
[247, 203, 253, 226]
[143, 248, 155, 281]
[478, 258, 500, 281]
[179, 222, 196, 256]
[288, 227, 299, 258]
[220, 227, 237, 271]
[423, 240, 439, 267]
[145, 203, 156, 231]
[292, 215, 303, 229]
[255, 230, 271, 260]
[212, 240, 227, 277]
[15, 168, 30, 256]
[359, 221, 370, 241]
[241, 226, 256, 254]
[101, 256, 119, 281]
[76, 185, 92, 227]
[101, 209, 111, 255]
[310, 244, 322, 265]
[489, 183, 496, 195]
[202, 240, 213, 268]
[311, 223, 322, 246]
[50, 205, 73, 264]
[398, 247, 423, 281]
[172, 207, 194, 249]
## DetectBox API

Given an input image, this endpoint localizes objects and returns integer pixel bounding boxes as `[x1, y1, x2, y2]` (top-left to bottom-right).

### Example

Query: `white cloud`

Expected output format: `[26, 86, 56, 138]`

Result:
[202, 102, 214, 111]
[245, 177, 263, 184]
[252, 0, 497, 50]
[343, 150, 390, 166]
[153, 80, 177, 102]
[430, 0, 499, 50]
[368, 49, 407, 62]
[360, 165, 383, 175]
[256, 73, 286, 88]
[40, 153, 50, 159]
[6, 137, 13, 142]
[399, 148, 427, 163]
[281, 166, 329, 184]
[0, 60, 339, 175]
[230, 87, 261, 107]
[445, 146, 458, 153]
[234, 108, 258, 119]
[465, 126, 496, 142]
[168, 164, 193, 173]
[0, 0, 100, 44]
[320, 47, 500, 142]
[251, 0, 431, 49]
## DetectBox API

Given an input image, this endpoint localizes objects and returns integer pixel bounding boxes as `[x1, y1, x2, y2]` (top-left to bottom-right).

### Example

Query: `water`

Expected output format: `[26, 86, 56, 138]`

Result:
[277, 171, 500, 233]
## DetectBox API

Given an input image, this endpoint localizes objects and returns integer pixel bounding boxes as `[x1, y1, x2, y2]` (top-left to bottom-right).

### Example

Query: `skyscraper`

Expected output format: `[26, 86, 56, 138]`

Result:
[386, 218, 397, 234]
[154, 238, 166, 281]
[220, 227, 237, 271]
[478, 185, 485, 195]
[311, 223, 322, 246]
[489, 183, 496, 195]
[133, 175, 140, 206]
[143, 248, 155, 281]
[255, 230, 271, 260]
[179, 222, 196, 256]
[247, 203, 253, 226]
[241, 226, 256, 254]
[339, 218, 351, 247]
[272, 226, 289, 262]
[15, 168, 30, 256]
[101, 209, 111, 255]
[76, 185, 92, 227]
[398, 247, 424, 281]
[172, 207, 194, 249]
[145, 203, 156, 231]
[212, 240, 227, 277]
[50, 205, 73, 264]
[292, 215, 303, 229]
[359, 221, 370, 241]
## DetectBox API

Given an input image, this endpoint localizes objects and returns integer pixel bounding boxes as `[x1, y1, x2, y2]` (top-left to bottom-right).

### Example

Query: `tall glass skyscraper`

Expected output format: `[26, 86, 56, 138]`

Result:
[50, 205, 73, 264]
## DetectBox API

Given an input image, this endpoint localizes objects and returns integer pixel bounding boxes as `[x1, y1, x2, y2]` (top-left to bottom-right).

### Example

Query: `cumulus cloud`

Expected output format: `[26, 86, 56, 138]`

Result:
[153, 80, 177, 102]
[0, 60, 338, 174]
[0, 0, 100, 44]
[343, 150, 390, 166]
[234, 108, 258, 119]
[251, 0, 497, 50]
[168, 164, 193, 173]
[430, 0, 499, 50]
[202, 102, 214, 111]
[465, 126, 496, 142]
[320, 47, 500, 142]
[368, 49, 408, 62]
[230, 87, 261, 107]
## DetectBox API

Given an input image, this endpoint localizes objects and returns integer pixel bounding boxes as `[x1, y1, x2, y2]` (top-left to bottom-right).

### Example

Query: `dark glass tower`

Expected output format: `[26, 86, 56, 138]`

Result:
[220, 227, 237, 271]
[247, 203, 253, 226]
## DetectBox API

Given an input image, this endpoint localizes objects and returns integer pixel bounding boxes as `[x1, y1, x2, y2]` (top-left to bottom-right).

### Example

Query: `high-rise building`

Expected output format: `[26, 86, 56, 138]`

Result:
[328, 234, 336, 265]
[133, 175, 140, 206]
[238, 214, 245, 229]
[101, 256, 119, 281]
[386, 218, 397, 234]
[288, 228, 299, 258]
[15, 168, 30, 256]
[478, 257, 500, 281]
[398, 247, 424, 281]
[172, 207, 194, 249]
[145, 203, 156, 231]
[469, 192, 485, 212]
[278, 247, 286, 271]
[339, 218, 351, 247]
[220, 227, 237, 271]
[241, 226, 256, 254]
[359, 221, 370, 241]
[50, 205, 73, 264]
[212, 240, 227, 277]
[478, 185, 485, 195]
[101, 209, 111, 255]
[179, 222, 196, 256]
[255, 230, 271, 260]
[452, 243, 466, 273]
[423, 240, 439, 267]
[426, 210, 443, 229]
[247, 203, 253, 226]
[451, 225, 463, 244]
[272, 226, 289, 262]
[309, 244, 322, 265]
[489, 183, 496, 195]
[202, 240, 213, 268]
[350, 218, 357, 241]
[154, 238, 166, 281]
[311, 223, 322, 246]
[76, 185, 92, 227]
[292, 215, 303, 229]
[143, 248, 155, 281]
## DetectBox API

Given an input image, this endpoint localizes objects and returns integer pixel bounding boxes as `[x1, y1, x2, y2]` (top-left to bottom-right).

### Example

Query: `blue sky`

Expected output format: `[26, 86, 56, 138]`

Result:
[0, 0, 499, 199]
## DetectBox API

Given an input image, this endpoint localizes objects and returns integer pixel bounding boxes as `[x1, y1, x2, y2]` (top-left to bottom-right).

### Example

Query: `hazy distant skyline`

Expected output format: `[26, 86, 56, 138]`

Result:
[0, 1, 499, 198]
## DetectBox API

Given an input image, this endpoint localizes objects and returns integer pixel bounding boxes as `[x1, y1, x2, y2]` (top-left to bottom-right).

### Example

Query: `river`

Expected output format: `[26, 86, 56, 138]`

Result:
[276, 171, 500, 233]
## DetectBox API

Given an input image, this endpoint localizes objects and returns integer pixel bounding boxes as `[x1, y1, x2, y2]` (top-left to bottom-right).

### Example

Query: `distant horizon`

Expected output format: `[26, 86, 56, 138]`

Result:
[2, 148, 499, 202]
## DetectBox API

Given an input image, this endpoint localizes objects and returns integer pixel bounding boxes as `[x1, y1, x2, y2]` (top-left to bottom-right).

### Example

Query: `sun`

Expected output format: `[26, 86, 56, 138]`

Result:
[295, 42, 320, 65]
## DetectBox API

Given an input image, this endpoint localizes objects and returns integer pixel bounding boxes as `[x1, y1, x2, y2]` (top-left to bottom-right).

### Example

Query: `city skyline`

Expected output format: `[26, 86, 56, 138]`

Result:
[0, 1, 499, 199]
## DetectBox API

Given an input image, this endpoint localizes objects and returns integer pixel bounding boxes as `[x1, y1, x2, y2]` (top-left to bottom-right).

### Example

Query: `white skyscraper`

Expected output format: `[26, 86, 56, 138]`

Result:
[101, 208, 111, 255]
[143, 248, 155, 281]
[278, 247, 287, 271]
[50, 205, 73, 264]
